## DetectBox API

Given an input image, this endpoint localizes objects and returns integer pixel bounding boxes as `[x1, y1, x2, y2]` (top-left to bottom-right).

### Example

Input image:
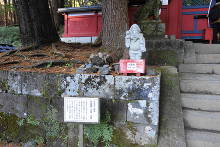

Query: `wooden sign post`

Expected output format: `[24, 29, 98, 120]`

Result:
[64, 97, 100, 147]
[119, 59, 146, 76]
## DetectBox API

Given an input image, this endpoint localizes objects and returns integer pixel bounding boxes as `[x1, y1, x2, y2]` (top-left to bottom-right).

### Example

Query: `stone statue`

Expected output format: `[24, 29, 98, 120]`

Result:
[125, 24, 146, 60]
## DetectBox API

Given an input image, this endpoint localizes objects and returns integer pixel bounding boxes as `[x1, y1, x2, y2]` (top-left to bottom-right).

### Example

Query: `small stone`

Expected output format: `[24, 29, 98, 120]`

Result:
[23, 141, 36, 147]
[85, 63, 93, 68]
[89, 53, 95, 59]
[76, 68, 85, 74]
[113, 63, 120, 72]
[105, 55, 113, 65]
[99, 65, 110, 75]
[98, 52, 104, 58]
[90, 56, 105, 66]
[85, 67, 98, 73]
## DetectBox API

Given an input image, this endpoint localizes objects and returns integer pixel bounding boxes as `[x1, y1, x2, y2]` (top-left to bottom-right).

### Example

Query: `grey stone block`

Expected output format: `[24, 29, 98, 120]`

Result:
[179, 64, 220, 74]
[197, 54, 220, 64]
[100, 99, 127, 123]
[127, 100, 148, 124]
[21, 72, 46, 96]
[181, 93, 220, 111]
[183, 109, 220, 132]
[158, 66, 186, 147]
[180, 73, 220, 81]
[8, 71, 22, 94]
[115, 76, 160, 100]
[0, 92, 27, 118]
[127, 100, 159, 125]
[180, 80, 220, 95]
[195, 43, 220, 54]
[61, 74, 81, 97]
[27, 95, 49, 119]
[186, 129, 220, 147]
[79, 74, 114, 99]
[111, 100, 127, 123]
[122, 123, 158, 145]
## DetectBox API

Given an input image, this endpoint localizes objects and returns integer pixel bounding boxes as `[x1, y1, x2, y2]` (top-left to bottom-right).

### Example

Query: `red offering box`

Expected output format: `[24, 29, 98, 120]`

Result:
[119, 59, 146, 74]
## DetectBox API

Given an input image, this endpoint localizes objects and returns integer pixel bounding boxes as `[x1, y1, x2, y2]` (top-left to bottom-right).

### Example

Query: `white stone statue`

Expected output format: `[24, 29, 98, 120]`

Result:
[125, 24, 146, 60]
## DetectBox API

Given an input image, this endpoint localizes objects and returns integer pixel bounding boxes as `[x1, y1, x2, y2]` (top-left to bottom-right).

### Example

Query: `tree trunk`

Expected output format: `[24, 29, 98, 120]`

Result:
[49, 0, 64, 30]
[3, 0, 8, 26]
[102, 0, 128, 60]
[14, 0, 59, 47]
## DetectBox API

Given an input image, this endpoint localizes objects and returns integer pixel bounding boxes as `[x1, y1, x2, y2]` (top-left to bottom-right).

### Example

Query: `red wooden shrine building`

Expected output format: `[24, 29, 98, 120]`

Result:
[58, 0, 217, 43]
[161, 0, 217, 43]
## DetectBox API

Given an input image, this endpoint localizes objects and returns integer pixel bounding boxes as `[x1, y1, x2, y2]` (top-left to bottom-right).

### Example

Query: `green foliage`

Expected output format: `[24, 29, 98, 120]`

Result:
[84, 111, 113, 147]
[135, 0, 161, 23]
[0, 26, 21, 47]
[42, 107, 66, 140]
[16, 106, 68, 145]
[64, 0, 101, 7]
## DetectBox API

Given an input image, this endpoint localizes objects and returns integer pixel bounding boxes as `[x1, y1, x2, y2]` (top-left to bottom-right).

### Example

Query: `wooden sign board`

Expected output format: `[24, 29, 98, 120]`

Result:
[64, 97, 100, 124]
[119, 59, 145, 74]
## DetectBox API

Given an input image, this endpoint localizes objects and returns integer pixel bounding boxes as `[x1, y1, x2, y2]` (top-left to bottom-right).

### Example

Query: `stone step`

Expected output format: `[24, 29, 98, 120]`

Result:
[183, 109, 220, 132]
[180, 80, 220, 95]
[186, 129, 220, 147]
[179, 64, 220, 74]
[181, 93, 220, 111]
[197, 54, 220, 64]
[180, 73, 220, 81]
[195, 44, 220, 54]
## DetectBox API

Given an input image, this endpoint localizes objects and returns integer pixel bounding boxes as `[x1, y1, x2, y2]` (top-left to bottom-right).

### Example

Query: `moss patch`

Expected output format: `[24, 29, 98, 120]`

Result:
[0, 112, 20, 142]
[112, 126, 157, 147]
[148, 50, 177, 66]
[0, 80, 9, 92]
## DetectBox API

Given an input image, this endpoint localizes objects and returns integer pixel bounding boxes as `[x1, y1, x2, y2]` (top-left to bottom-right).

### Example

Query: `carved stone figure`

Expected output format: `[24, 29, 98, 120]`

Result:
[125, 24, 146, 60]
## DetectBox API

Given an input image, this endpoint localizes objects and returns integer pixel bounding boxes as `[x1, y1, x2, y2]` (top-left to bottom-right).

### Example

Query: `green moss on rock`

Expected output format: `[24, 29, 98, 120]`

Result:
[148, 50, 177, 66]
[0, 80, 9, 92]
[0, 112, 20, 141]
[112, 126, 157, 147]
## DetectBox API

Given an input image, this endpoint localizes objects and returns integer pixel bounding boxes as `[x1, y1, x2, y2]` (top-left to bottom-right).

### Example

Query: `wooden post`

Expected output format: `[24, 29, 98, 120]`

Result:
[79, 124, 84, 147]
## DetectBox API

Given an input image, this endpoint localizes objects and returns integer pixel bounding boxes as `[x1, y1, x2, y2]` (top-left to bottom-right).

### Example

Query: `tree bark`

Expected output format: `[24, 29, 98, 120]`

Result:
[3, 0, 8, 26]
[14, 0, 59, 47]
[102, 0, 128, 60]
[49, 0, 64, 30]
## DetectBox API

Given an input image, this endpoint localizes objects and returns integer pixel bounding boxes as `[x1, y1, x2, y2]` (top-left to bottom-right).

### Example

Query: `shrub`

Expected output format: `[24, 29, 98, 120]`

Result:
[0, 26, 21, 47]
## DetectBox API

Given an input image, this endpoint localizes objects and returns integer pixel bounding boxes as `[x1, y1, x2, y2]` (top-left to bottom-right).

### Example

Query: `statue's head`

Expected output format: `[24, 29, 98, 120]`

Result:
[130, 24, 141, 34]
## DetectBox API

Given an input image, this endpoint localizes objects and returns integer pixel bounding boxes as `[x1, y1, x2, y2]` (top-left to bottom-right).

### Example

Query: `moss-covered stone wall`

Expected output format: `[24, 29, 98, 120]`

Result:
[0, 70, 160, 147]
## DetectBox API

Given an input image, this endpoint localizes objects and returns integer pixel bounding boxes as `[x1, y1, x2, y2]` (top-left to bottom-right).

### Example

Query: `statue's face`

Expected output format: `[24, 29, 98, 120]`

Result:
[131, 33, 139, 40]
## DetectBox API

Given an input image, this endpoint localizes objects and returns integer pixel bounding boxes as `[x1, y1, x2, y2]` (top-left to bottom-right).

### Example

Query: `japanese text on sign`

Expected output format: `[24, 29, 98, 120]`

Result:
[127, 62, 137, 70]
[64, 97, 100, 123]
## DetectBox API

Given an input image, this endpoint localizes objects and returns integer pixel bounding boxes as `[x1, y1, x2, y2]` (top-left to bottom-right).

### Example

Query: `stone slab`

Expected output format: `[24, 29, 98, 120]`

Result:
[180, 73, 220, 81]
[79, 74, 114, 99]
[0, 92, 27, 118]
[122, 124, 158, 145]
[186, 129, 220, 147]
[195, 44, 220, 54]
[179, 64, 220, 74]
[181, 93, 220, 111]
[180, 80, 220, 95]
[127, 100, 159, 125]
[183, 109, 220, 132]
[61, 74, 81, 97]
[197, 54, 220, 64]
[115, 75, 160, 100]
[158, 66, 186, 147]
